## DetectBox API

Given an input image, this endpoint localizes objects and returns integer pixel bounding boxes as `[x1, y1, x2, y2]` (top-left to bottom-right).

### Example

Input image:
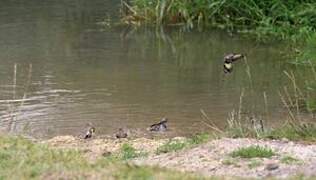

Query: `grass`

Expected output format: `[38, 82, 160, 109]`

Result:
[156, 133, 210, 154]
[265, 123, 316, 141]
[221, 158, 241, 167]
[122, 0, 316, 42]
[222, 108, 316, 141]
[0, 136, 88, 179]
[280, 155, 300, 164]
[156, 139, 187, 154]
[187, 133, 210, 145]
[224, 122, 316, 141]
[247, 159, 262, 169]
[296, 35, 316, 64]
[0, 135, 208, 179]
[117, 143, 148, 160]
[223, 113, 316, 141]
[230, 145, 275, 158]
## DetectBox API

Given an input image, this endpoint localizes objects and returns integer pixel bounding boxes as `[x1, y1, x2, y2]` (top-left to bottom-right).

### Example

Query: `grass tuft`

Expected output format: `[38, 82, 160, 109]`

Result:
[230, 145, 275, 158]
[118, 143, 148, 160]
[247, 159, 262, 169]
[280, 155, 300, 164]
[156, 133, 211, 154]
[221, 158, 240, 167]
[156, 140, 187, 154]
[188, 133, 210, 145]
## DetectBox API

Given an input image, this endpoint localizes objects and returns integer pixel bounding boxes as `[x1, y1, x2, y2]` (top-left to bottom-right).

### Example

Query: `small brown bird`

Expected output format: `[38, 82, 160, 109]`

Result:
[149, 118, 168, 132]
[115, 128, 128, 139]
[223, 53, 244, 73]
[84, 127, 96, 139]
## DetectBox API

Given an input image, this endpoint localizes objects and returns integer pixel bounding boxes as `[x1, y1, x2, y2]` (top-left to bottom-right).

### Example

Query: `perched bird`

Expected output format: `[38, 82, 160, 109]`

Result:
[223, 53, 244, 73]
[84, 126, 96, 139]
[115, 128, 128, 139]
[149, 118, 168, 132]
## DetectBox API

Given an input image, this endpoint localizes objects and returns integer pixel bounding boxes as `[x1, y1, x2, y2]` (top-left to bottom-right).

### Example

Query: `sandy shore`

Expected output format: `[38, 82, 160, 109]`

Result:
[42, 136, 316, 179]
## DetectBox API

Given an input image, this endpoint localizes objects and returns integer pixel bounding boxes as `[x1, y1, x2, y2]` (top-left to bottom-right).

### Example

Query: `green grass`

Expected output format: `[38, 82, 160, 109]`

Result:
[264, 123, 316, 141]
[230, 145, 275, 158]
[156, 140, 188, 154]
[247, 159, 262, 169]
[117, 143, 148, 160]
[221, 158, 241, 167]
[280, 155, 300, 164]
[156, 133, 210, 154]
[296, 34, 316, 64]
[122, 0, 316, 41]
[0, 136, 89, 179]
[306, 98, 316, 112]
[0, 135, 208, 179]
[223, 115, 316, 141]
[188, 133, 210, 145]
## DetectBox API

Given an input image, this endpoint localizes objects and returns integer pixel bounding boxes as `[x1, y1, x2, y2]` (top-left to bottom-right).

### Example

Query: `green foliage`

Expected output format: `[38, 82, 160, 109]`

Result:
[156, 140, 188, 154]
[125, 0, 316, 41]
[265, 123, 316, 141]
[296, 35, 316, 63]
[112, 164, 208, 180]
[188, 133, 210, 145]
[118, 143, 148, 160]
[224, 109, 316, 141]
[225, 116, 265, 139]
[221, 158, 240, 167]
[156, 133, 210, 154]
[230, 145, 275, 158]
[0, 136, 89, 179]
[0, 136, 207, 179]
[306, 98, 316, 112]
[224, 122, 316, 141]
[280, 155, 300, 164]
[247, 159, 262, 169]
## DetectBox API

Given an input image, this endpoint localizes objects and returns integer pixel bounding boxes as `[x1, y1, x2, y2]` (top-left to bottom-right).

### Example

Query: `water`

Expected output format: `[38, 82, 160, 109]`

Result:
[0, 0, 311, 138]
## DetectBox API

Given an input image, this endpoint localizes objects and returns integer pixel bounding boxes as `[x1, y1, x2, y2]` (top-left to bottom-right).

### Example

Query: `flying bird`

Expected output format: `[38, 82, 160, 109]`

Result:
[223, 53, 244, 73]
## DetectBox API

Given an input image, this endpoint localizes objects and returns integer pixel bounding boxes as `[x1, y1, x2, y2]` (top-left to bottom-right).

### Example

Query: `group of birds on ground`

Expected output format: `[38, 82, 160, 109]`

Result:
[83, 53, 244, 139]
[84, 118, 168, 139]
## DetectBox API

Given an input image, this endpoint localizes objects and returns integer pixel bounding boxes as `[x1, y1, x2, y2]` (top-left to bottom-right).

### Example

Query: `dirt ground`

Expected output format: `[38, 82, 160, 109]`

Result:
[43, 136, 316, 179]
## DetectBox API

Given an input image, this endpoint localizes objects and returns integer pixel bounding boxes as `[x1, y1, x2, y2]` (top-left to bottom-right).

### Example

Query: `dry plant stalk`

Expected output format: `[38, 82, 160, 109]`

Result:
[238, 89, 244, 121]
[200, 109, 224, 134]
[8, 64, 33, 132]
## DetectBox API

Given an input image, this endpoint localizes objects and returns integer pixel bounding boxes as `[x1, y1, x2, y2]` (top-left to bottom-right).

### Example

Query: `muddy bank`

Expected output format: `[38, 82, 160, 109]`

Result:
[43, 136, 316, 179]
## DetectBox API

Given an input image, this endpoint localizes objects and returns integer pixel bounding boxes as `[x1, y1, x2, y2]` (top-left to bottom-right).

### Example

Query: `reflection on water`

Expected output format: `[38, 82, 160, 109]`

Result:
[0, 0, 312, 138]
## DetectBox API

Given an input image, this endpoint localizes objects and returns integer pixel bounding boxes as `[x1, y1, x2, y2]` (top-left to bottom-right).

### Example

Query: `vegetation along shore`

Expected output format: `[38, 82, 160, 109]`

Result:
[121, 0, 316, 64]
[1, 120, 316, 179]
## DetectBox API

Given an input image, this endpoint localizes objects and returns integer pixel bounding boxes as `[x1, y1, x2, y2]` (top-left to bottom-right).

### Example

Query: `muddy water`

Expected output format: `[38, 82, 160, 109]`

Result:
[0, 0, 310, 138]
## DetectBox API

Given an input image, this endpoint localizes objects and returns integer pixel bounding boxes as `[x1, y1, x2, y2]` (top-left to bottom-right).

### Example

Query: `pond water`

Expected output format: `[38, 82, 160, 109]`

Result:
[0, 0, 312, 138]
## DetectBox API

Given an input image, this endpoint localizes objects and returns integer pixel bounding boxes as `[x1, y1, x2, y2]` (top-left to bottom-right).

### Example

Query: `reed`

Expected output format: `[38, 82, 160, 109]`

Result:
[121, 0, 316, 41]
[6, 63, 33, 132]
[7, 63, 17, 131]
